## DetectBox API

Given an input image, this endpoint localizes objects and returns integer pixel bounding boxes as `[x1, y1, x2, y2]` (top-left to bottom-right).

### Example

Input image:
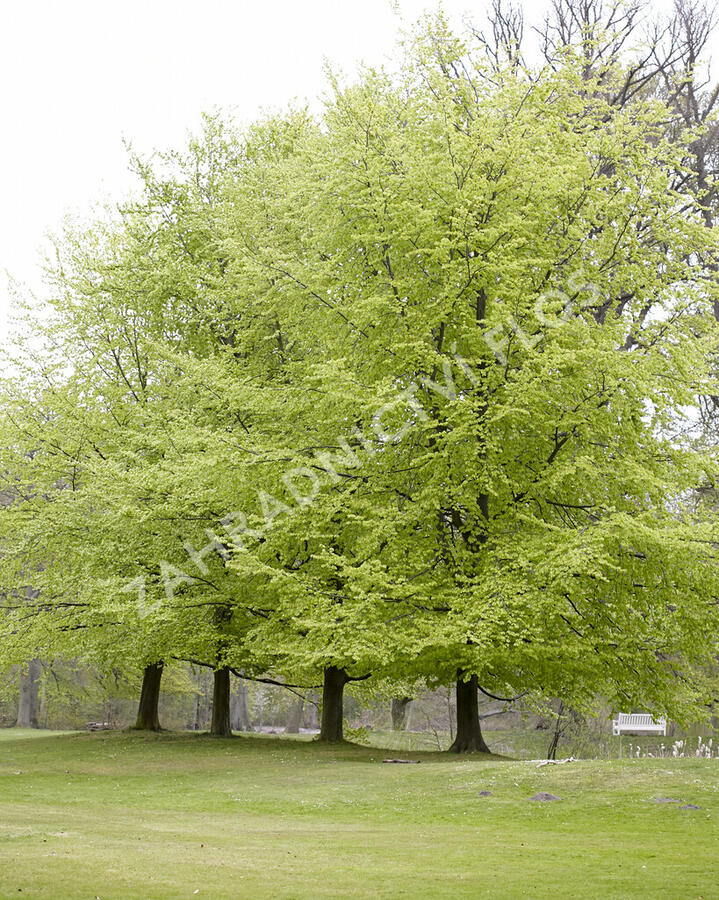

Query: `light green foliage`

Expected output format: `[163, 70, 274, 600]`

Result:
[0, 114, 294, 675]
[226, 22, 719, 715]
[1, 16, 718, 718]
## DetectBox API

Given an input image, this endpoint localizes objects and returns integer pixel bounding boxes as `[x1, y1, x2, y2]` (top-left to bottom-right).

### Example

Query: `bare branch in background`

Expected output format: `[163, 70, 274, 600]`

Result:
[468, 0, 525, 70]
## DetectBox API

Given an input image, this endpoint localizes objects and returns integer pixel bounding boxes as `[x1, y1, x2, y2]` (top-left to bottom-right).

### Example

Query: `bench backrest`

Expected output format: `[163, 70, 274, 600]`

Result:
[616, 713, 664, 727]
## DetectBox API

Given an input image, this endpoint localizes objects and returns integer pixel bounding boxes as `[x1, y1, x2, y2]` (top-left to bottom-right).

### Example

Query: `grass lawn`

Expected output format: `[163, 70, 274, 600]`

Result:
[0, 729, 717, 899]
[0, 728, 78, 743]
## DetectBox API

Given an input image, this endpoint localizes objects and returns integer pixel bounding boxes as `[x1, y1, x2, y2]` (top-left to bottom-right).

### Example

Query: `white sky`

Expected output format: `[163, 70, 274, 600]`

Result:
[0, 0, 709, 346]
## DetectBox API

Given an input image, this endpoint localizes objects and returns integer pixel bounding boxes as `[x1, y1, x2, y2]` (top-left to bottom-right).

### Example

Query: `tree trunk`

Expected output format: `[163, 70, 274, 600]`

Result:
[286, 697, 304, 734]
[17, 659, 41, 728]
[39, 669, 47, 728]
[134, 661, 163, 731]
[191, 664, 205, 730]
[547, 701, 565, 760]
[230, 676, 252, 732]
[192, 680, 200, 730]
[210, 667, 233, 737]
[318, 666, 348, 742]
[391, 697, 412, 731]
[448, 673, 490, 753]
[304, 691, 319, 730]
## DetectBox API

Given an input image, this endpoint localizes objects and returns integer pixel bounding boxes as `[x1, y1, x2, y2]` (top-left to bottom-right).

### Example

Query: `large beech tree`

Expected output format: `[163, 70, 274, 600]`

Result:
[2, 13, 719, 750]
[0, 116, 295, 734]
[225, 17, 719, 747]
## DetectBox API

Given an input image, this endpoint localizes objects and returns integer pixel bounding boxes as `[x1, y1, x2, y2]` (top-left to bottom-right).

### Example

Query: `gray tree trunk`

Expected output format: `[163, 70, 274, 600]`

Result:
[230, 676, 252, 732]
[391, 697, 412, 731]
[286, 697, 304, 733]
[17, 659, 41, 728]
[304, 691, 319, 730]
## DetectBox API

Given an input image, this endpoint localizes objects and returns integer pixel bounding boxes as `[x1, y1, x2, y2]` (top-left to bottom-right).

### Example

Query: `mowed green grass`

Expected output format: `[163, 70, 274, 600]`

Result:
[0, 730, 717, 899]
[0, 728, 78, 742]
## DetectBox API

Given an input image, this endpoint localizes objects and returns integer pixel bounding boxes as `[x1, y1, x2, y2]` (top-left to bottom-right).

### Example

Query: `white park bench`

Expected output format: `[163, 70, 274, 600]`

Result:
[612, 713, 666, 736]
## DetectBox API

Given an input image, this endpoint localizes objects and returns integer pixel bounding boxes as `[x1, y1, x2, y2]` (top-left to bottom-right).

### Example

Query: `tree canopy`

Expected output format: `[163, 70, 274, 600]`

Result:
[2, 7, 719, 744]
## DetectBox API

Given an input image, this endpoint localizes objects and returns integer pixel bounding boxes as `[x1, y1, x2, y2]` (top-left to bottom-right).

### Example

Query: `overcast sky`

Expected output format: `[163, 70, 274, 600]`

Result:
[0, 0, 709, 343]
